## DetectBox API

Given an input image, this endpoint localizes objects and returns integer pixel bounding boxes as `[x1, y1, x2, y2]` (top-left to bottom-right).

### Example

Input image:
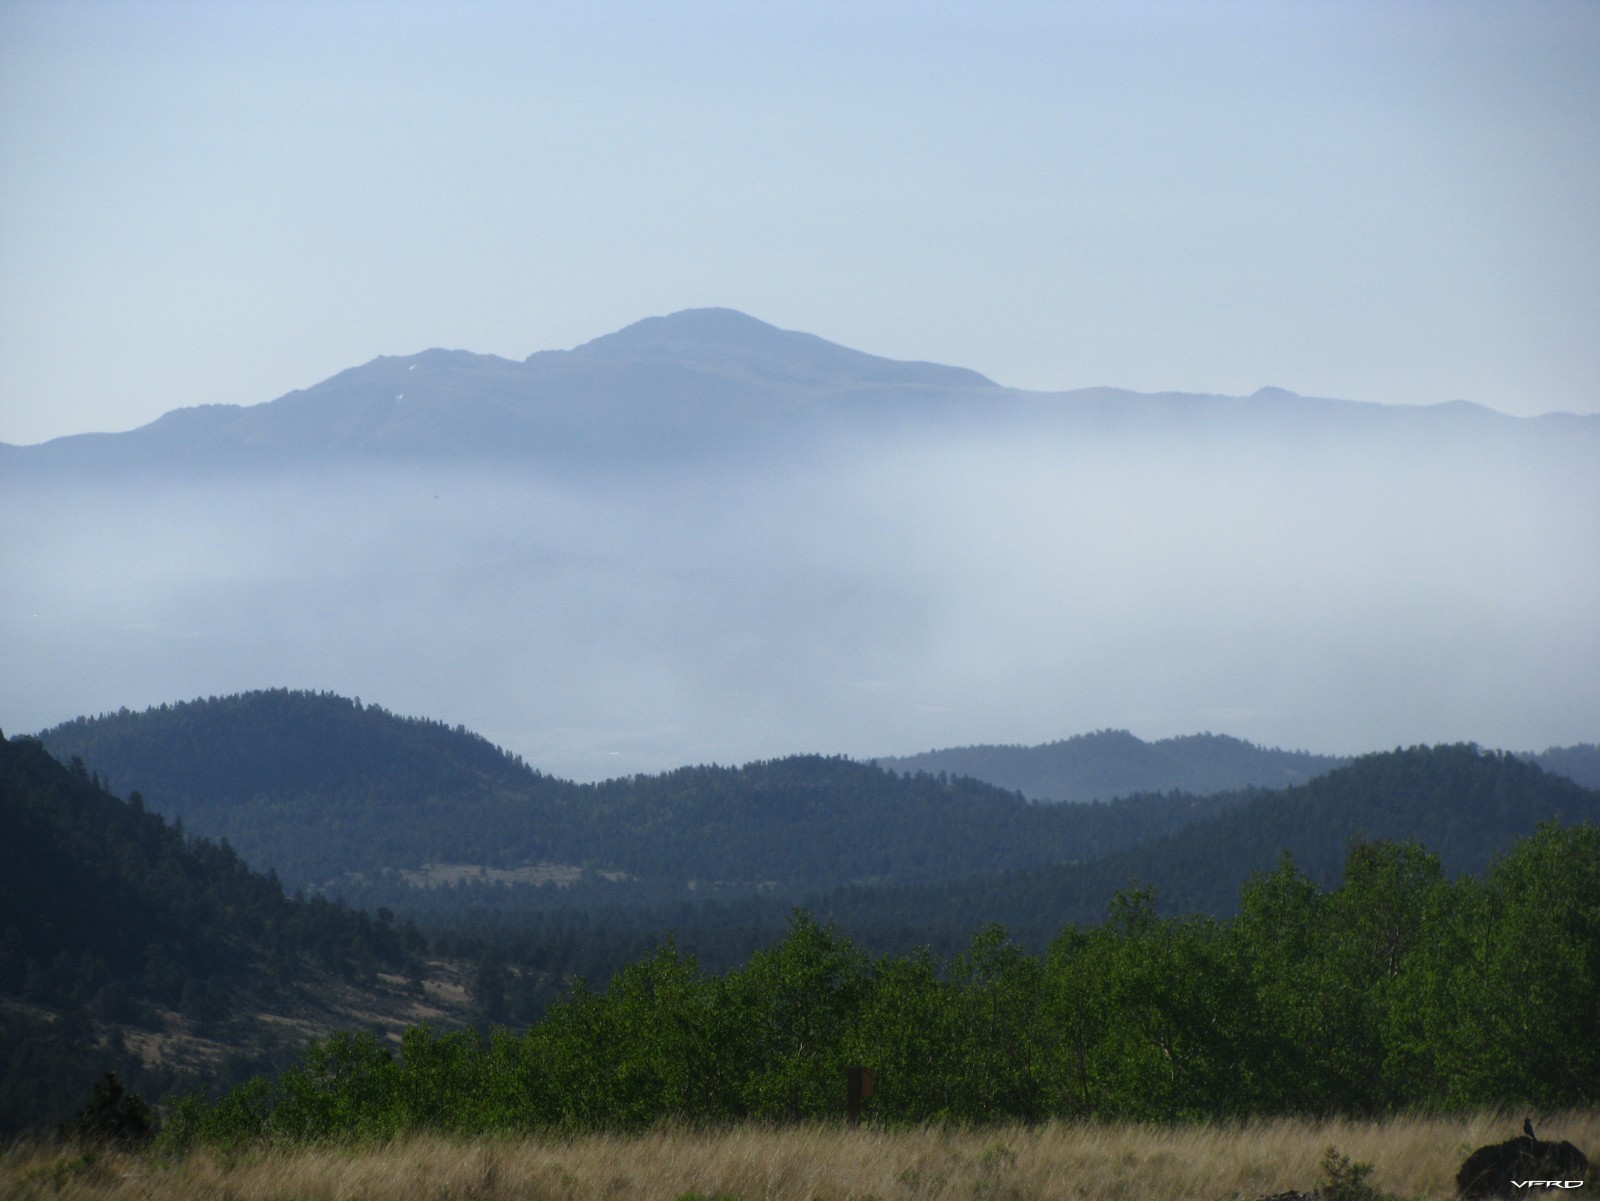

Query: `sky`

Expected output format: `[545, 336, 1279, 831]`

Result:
[2, 0, 1597, 447]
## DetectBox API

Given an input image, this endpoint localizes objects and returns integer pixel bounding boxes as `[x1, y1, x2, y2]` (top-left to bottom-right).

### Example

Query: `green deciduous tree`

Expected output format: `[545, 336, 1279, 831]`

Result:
[1418, 823, 1600, 1107]
[720, 911, 869, 1121]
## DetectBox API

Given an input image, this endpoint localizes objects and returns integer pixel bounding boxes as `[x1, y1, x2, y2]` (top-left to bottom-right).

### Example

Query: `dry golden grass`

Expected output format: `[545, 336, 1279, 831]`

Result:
[4, 1111, 1595, 1201]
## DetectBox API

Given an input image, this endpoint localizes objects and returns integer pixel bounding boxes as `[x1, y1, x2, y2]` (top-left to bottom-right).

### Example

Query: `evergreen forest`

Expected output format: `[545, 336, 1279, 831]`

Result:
[0, 733, 424, 1136]
[6, 703, 1600, 1147]
[34, 691, 1264, 900]
[164, 822, 1599, 1149]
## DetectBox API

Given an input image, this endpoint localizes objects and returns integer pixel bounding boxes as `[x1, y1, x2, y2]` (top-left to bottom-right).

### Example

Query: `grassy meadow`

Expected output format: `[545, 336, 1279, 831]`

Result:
[7, 1110, 1596, 1201]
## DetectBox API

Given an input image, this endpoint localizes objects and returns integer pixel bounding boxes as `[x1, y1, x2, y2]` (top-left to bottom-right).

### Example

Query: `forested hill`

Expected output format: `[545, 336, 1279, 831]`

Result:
[36, 694, 1599, 927]
[0, 730, 418, 1002]
[36, 689, 563, 816]
[875, 729, 1349, 802]
[817, 744, 1600, 950]
[35, 690, 589, 888]
[1528, 742, 1600, 790]
[0, 731, 440, 1136]
[37, 690, 1248, 899]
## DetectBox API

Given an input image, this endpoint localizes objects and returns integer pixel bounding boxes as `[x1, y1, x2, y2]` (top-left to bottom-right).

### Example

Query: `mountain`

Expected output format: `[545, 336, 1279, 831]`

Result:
[34, 690, 1251, 903]
[815, 744, 1600, 950]
[3, 308, 1577, 474]
[0, 731, 472, 1137]
[876, 729, 1349, 802]
[0, 309, 998, 473]
[4, 309, 1596, 781]
[35, 690, 577, 889]
[35, 693, 1600, 944]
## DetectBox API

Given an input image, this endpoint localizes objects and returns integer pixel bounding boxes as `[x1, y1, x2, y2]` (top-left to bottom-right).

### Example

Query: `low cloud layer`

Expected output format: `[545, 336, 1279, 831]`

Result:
[4, 404, 1594, 780]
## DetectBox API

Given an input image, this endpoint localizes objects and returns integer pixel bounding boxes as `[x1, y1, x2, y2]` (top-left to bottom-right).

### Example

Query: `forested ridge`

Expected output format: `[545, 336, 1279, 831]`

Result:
[810, 743, 1600, 950]
[395, 745, 1600, 1022]
[1528, 741, 1600, 790]
[875, 729, 1350, 803]
[45, 692, 1597, 925]
[0, 733, 431, 1137]
[875, 733, 1600, 805]
[30, 694, 1600, 1010]
[35, 691, 1255, 899]
[35, 691, 576, 889]
[0, 733, 415, 993]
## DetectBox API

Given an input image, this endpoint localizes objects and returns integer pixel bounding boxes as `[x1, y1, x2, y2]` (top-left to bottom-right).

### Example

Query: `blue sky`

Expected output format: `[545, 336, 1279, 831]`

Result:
[2, 0, 1597, 445]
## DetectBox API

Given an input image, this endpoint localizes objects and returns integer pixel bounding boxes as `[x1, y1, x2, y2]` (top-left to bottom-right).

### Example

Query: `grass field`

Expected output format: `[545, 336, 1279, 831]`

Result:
[5, 1111, 1595, 1200]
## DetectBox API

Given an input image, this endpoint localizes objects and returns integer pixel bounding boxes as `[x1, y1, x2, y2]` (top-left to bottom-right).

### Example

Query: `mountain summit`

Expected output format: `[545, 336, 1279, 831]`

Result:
[549, 308, 995, 390]
[0, 308, 999, 470]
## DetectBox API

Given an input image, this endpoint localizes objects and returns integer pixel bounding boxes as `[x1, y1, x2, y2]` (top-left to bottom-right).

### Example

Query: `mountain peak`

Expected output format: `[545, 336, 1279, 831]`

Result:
[589, 306, 780, 344]
[551, 308, 995, 390]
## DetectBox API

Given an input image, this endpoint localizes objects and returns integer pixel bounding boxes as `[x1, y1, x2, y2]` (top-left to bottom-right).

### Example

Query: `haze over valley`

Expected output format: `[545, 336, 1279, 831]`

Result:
[4, 308, 1596, 780]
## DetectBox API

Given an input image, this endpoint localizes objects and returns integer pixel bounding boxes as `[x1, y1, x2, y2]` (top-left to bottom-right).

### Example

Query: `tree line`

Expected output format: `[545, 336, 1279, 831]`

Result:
[162, 822, 1599, 1149]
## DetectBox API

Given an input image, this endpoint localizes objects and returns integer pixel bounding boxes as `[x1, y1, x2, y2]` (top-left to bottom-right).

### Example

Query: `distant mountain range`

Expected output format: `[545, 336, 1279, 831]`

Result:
[4, 308, 1596, 781]
[876, 730, 1349, 802]
[11, 307, 1582, 473]
[876, 729, 1600, 802]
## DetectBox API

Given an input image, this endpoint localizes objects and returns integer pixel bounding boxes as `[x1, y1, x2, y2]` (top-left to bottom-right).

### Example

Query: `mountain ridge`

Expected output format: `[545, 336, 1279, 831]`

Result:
[29, 690, 1262, 899]
[876, 729, 1349, 803]
[817, 742, 1600, 949]
[33, 690, 1600, 916]
[0, 730, 465, 1136]
[0, 309, 1000, 466]
[5, 308, 1588, 466]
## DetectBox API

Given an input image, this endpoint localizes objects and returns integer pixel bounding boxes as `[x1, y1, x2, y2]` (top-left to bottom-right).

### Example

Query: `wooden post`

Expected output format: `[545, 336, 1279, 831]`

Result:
[846, 1065, 874, 1128]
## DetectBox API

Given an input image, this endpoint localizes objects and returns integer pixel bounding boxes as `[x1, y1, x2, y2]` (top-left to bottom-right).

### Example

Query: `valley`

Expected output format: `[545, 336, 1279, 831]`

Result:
[5, 698, 1598, 1140]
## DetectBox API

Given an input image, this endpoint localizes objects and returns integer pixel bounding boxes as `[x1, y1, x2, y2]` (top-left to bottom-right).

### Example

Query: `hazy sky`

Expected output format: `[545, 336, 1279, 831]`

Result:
[2, 0, 1598, 446]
